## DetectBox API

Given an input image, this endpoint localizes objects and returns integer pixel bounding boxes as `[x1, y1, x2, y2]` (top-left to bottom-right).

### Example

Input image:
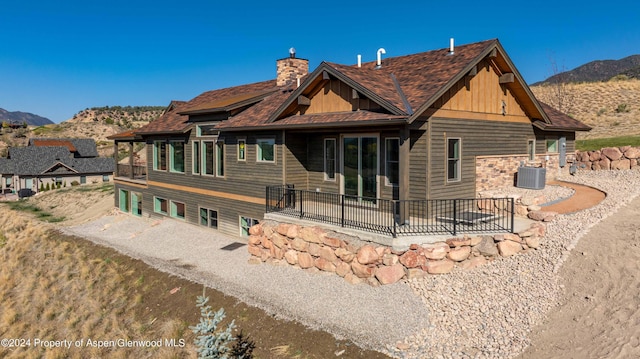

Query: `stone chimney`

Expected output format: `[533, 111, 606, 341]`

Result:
[276, 49, 309, 87]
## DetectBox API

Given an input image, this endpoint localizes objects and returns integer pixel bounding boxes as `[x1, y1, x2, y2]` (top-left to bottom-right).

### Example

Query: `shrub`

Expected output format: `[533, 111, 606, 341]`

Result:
[190, 292, 236, 359]
[70, 181, 80, 186]
[40, 183, 45, 192]
[45, 183, 50, 191]
[616, 104, 630, 113]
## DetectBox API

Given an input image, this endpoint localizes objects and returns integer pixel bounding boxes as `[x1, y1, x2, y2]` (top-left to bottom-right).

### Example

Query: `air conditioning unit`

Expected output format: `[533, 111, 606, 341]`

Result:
[516, 167, 546, 190]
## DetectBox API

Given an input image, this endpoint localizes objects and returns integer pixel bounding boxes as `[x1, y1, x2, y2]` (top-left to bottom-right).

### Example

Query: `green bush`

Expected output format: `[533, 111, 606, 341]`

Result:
[616, 104, 630, 113]
[45, 183, 50, 191]
[70, 181, 80, 186]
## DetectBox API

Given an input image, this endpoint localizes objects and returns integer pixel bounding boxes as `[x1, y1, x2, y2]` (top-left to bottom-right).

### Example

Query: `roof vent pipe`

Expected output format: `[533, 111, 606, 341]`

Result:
[376, 48, 386, 68]
[357, 54, 362, 68]
[448, 38, 454, 55]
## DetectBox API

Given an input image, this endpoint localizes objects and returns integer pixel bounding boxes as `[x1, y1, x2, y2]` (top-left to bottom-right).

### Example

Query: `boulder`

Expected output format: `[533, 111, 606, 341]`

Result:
[291, 237, 309, 252]
[299, 226, 326, 244]
[248, 223, 263, 236]
[611, 159, 631, 170]
[601, 147, 623, 161]
[270, 233, 288, 249]
[497, 240, 522, 257]
[336, 262, 352, 277]
[405, 268, 427, 280]
[423, 259, 454, 274]
[284, 250, 298, 265]
[494, 233, 522, 243]
[598, 157, 611, 170]
[260, 237, 273, 249]
[248, 235, 262, 246]
[382, 253, 399, 266]
[297, 252, 314, 269]
[351, 261, 375, 278]
[375, 264, 406, 285]
[528, 210, 557, 222]
[247, 244, 263, 258]
[588, 150, 601, 162]
[525, 236, 541, 249]
[446, 237, 471, 247]
[314, 257, 336, 272]
[308, 243, 321, 257]
[459, 255, 488, 270]
[399, 250, 420, 268]
[344, 272, 363, 285]
[322, 236, 342, 248]
[624, 147, 640, 159]
[248, 256, 262, 265]
[335, 247, 355, 263]
[447, 246, 471, 262]
[421, 242, 449, 260]
[475, 236, 499, 257]
[286, 225, 300, 239]
[276, 223, 291, 236]
[318, 246, 339, 264]
[469, 237, 482, 246]
[356, 245, 379, 265]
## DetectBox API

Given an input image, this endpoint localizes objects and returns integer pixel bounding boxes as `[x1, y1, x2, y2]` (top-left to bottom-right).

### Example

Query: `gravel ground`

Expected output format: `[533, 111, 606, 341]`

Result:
[62, 170, 637, 357]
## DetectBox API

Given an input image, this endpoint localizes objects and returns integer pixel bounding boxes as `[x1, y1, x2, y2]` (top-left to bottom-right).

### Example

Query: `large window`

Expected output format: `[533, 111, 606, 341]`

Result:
[257, 138, 275, 162]
[240, 216, 259, 237]
[192, 141, 200, 174]
[546, 139, 558, 153]
[153, 141, 167, 171]
[216, 141, 224, 177]
[154, 197, 168, 215]
[385, 138, 399, 186]
[528, 139, 536, 161]
[447, 138, 461, 182]
[238, 139, 246, 161]
[324, 138, 336, 181]
[203, 141, 215, 175]
[170, 201, 185, 219]
[199, 207, 218, 229]
[170, 141, 185, 173]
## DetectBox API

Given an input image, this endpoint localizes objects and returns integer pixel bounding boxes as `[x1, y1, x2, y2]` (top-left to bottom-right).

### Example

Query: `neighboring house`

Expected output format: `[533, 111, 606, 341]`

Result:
[110, 39, 590, 238]
[0, 138, 114, 195]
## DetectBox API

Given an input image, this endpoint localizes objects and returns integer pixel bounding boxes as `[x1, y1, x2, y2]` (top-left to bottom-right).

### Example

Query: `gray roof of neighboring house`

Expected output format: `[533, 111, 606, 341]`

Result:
[28, 138, 99, 158]
[1, 146, 114, 176]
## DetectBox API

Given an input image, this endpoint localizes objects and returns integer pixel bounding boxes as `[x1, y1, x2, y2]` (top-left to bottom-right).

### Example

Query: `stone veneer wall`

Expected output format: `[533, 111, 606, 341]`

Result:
[575, 146, 640, 170]
[475, 154, 561, 193]
[247, 221, 547, 286]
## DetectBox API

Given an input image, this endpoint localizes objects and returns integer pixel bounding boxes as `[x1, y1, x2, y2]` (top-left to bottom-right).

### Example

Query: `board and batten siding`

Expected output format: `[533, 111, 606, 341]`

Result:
[428, 118, 536, 199]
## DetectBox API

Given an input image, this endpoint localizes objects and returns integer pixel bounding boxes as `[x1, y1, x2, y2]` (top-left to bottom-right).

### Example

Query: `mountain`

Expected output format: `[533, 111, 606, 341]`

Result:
[0, 108, 54, 126]
[534, 55, 640, 85]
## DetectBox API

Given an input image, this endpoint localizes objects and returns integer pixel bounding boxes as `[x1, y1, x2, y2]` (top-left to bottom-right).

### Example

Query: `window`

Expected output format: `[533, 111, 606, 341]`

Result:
[5, 177, 11, 186]
[324, 139, 336, 181]
[55, 177, 63, 186]
[154, 197, 168, 215]
[203, 141, 215, 175]
[199, 207, 218, 229]
[240, 216, 259, 237]
[102, 174, 109, 182]
[546, 139, 558, 153]
[170, 201, 185, 219]
[257, 138, 275, 162]
[216, 141, 224, 176]
[385, 138, 399, 186]
[528, 139, 536, 161]
[153, 141, 167, 171]
[80, 176, 87, 184]
[119, 189, 130, 212]
[447, 138, 461, 182]
[197, 125, 219, 137]
[170, 141, 185, 173]
[192, 141, 200, 174]
[238, 139, 246, 161]
[131, 192, 142, 216]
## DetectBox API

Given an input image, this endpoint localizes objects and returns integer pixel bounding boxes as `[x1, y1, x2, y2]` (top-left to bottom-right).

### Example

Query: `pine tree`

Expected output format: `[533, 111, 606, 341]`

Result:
[190, 290, 236, 359]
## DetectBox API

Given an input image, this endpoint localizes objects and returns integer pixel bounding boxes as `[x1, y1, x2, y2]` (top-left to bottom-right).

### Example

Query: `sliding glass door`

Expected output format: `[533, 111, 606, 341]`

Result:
[343, 136, 378, 199]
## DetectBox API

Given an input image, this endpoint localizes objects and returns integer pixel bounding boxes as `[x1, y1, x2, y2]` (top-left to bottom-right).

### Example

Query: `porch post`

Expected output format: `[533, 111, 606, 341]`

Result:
[398, 125, 410, 225]
[113, 141, 118, 177]
[128, 141, 134, 179]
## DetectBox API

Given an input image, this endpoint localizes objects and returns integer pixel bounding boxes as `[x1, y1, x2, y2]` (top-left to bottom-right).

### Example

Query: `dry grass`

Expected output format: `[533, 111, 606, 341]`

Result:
[531, 78, 640, 139]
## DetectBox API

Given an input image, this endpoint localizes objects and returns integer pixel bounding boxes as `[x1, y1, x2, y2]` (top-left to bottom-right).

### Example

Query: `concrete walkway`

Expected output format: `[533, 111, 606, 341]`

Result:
[542, 180, 606, 214]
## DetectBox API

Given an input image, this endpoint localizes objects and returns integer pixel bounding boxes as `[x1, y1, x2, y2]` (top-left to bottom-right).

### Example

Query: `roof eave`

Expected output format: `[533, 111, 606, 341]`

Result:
[219, 118, 409, 132]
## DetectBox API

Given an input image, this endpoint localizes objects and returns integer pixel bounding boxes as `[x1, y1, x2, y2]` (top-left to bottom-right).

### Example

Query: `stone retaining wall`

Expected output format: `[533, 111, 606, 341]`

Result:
[575, 146, 640, 170]
[247, 221, 547, 286]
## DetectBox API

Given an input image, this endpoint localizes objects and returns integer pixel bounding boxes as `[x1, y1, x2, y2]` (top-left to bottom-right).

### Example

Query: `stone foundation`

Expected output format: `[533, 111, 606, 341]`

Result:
[475, 154, 561, 192]
[575, 146, 640, 170]
[247, 220, 547, 286]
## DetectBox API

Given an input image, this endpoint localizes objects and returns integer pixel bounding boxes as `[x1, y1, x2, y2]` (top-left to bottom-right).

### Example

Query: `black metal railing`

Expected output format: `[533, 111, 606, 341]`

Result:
[116, 164, 147, 180]
[266, 185, 514, 238]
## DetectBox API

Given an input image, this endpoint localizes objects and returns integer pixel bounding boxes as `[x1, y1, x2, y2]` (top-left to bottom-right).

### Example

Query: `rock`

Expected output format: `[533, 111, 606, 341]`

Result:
[276, 223, 291, 236]
[423, 259, 454, 274]
[469, 237, 482, 246]
[421, 242, 449, 260]
[598, 157, 611, 170]
[307, 243, 321, 257]
[530, 222, 546, 237]
[588, 150, 601, 162]
[624, 147, 640, 159]
[322, 236, 342, 248]
[247, 256, 262, 265]
[248, 223, 263, 235]
[375, 264, 406, 285]
[299, 226, 326, 244]
[315, 257, 336, 272]
[601, 147, 623, 161]
[399, 250, 420, 268]
[475, 237, 499, 257]
[351, 261, 375, 278]
[248, 235, 262, 246]
[447, 246, 471, 262]
[525, 236, 541, 249]
[336, 261, 352, 277]
[517, 230, 534, 238]
[335, 247, 355, 263]
[356, 245, 379, 265]
[297, 252, 314, 269]
[260, 237, 273, 249]
[382, 253, 399, 266]
[459, 255, 488, 270]
[494, 233, 522, 243]
[286, 225, 300, 239]
[611, 159, 631, 170]
[515, 204, 529, 216]
[291, 237, 309, 252]
[406, 268, 427, 280]
[497, 240, 522, 256]
[284, 250, 298, 265]
[271, 245, 285, 260]
[527, 204, 541, 212]
[375, 246, 387, 258]
[247, 244, 263, 258]
[271, 233, 288, 249]
[343, 272, 363, 285]
[528, 210, 557, 222]
[446, 237, 471, 247]
[318, 246, 339, 264]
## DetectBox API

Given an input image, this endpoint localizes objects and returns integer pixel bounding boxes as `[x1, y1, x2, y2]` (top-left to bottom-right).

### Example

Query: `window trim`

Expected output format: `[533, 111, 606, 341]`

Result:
[446, 137, 461, 183]
[324, 138, 336, 181]
[153, 140, 167, 171]
[199, 207, 218, 229]
[216, 140, 225, 177]
[119, 189, 130, 213]
[192, 140, 200, 175]
[170, 200, 186, 220]
[546, 139, 558, 153]
[169, 140, 186, 173]
[237, 138, 246, 161]
[202, 140, 215, 176]
[196, 124, 220, 137]
[131, 192, 142, 217]
[528, 139, 536, 161]
[240, 216, 259, 237]
[256, 138, 276, 163]
[154, 196, 168, 215]
[385, 137, 400, 187]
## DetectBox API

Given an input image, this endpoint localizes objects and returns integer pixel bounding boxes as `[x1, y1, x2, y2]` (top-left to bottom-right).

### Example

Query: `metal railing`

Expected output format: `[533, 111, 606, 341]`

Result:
[266, 185, 514, 238]
[116, 164, 147, 180]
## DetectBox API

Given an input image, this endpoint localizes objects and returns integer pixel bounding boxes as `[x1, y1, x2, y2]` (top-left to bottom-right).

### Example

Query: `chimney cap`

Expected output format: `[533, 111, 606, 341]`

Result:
[289, 47, 296, 58]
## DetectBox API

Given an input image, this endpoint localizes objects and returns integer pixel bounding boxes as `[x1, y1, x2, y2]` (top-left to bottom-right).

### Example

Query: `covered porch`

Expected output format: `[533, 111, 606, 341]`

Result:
[109, 130, 147, 183]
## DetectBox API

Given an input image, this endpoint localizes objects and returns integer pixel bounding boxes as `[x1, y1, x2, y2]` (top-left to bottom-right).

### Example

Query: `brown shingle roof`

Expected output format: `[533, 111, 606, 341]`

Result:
[536, 103, 592, 131]
[31, 139, 77, 152]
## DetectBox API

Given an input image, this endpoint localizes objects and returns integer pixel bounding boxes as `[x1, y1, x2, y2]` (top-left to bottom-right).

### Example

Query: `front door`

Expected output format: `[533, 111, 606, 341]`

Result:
[342, 136, 378, 199]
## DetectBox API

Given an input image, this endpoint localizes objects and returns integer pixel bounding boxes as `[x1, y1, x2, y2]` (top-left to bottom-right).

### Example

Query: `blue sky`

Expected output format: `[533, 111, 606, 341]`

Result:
[1, 1, 638, 123]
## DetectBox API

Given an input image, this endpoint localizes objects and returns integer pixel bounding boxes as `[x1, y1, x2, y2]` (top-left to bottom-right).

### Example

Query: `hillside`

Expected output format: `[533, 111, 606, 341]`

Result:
[534, 54, 640, 85]
[531, 78, 640, 139]
[0, 108, 54, 126]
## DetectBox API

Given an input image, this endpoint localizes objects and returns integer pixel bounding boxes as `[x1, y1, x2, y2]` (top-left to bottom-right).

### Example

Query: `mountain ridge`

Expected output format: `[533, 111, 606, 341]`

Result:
[534, 54, 640, 85]
[0, 108, 54, 126]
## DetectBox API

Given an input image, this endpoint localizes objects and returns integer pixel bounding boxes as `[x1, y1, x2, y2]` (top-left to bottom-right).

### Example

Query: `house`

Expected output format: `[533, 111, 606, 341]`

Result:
[0, 138, 114, 196]
[110, 39, 590, 239]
